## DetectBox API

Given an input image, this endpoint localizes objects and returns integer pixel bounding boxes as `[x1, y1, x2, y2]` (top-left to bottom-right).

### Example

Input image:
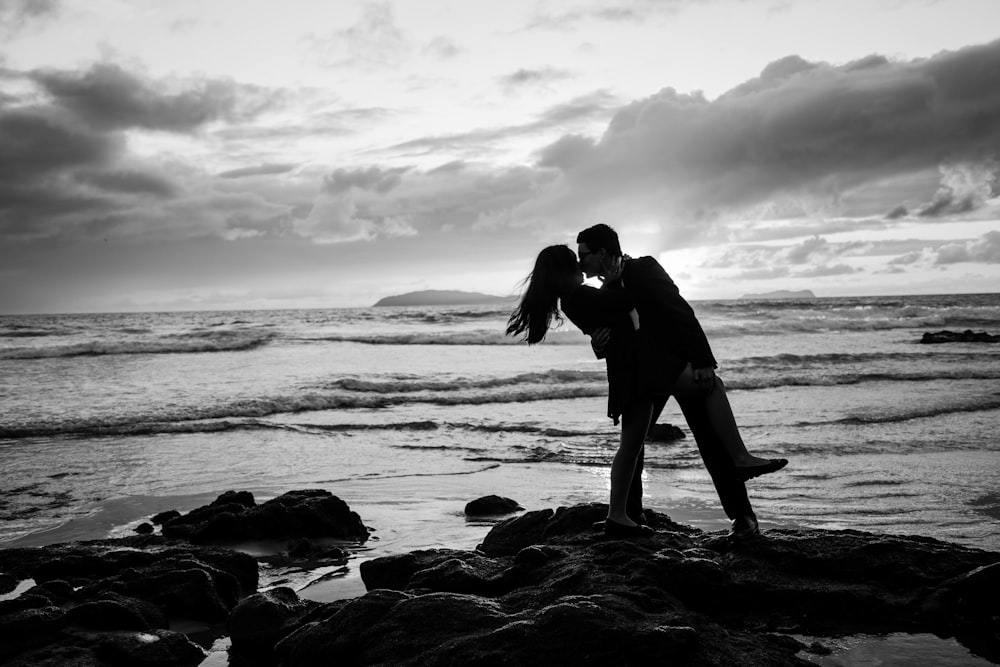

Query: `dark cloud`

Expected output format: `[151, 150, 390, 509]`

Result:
[533, 39, 1000, 236]
[323, 166, 408, 195]
[75, 169, 178, 197]
[538, 134, 596, 169]
[934, 230, 1000, 264]
[218, 163, 298, 179]
[388, 90, 619, 157]
[498, 67, 573, 89]
[32, 63, 277, 132]
[785, 235, 827, 264]
[0, 0, 60, 31]
[0, 107, 121, 181]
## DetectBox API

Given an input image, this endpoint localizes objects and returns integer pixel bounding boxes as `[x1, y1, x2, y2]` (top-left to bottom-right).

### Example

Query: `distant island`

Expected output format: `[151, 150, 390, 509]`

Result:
[373, 290, 514, 307]
[739, 289, 816, 300]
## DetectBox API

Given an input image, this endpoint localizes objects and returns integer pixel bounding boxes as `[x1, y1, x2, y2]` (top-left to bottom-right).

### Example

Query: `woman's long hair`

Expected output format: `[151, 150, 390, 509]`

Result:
[506, 245, 580, 344]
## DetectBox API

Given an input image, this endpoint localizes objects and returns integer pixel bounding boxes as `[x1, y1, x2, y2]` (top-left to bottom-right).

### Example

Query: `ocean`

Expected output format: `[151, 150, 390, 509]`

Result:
[2, 292, 999, 601]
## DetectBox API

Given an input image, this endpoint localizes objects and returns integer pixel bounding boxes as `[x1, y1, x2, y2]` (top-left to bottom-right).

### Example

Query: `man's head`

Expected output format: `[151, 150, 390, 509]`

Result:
[576, 223, 622, 278]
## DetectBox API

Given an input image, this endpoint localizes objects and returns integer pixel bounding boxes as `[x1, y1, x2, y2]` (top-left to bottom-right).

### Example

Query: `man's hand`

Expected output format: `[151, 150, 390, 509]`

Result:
[691, 366, 717, 393]
[598, 256, 623, 284]
[590, 327, 611, 354]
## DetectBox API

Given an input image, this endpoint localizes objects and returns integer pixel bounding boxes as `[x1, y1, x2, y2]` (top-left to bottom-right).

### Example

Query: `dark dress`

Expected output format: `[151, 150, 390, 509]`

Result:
[560, 284, 669, 424]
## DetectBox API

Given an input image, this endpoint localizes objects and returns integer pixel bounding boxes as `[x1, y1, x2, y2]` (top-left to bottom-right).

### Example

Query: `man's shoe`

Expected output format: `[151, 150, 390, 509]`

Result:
[737, 458, 788, 482]
[604, 519, 655, 538]
[728, 515, 760, 541]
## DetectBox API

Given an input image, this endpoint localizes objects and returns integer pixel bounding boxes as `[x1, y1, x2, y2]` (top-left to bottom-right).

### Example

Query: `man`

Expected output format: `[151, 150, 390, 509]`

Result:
[577, 223, 785, 540]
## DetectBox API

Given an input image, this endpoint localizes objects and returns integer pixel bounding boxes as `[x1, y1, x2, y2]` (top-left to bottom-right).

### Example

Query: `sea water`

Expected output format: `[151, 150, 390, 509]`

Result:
[2, 293, 998, 566]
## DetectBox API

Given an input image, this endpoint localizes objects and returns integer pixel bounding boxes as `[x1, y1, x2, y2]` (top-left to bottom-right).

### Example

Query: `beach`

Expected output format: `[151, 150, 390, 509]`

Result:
[2, 293, 999, 603]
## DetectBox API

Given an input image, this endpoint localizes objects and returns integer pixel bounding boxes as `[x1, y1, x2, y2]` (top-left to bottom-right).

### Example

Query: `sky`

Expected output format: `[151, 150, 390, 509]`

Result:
[1, 0, 999, 313]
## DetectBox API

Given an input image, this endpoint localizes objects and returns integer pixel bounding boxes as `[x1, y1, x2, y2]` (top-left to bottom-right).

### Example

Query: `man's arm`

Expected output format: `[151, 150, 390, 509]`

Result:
[629, 257, 717, 370]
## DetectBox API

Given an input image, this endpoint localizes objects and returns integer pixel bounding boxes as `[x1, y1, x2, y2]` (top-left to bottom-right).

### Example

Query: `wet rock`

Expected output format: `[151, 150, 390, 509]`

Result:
[90, 629, 206, 666]
[464, 495, 523, 517]
[646, 422, 686, 442]
[150, 509, 181, 525]
[258, 503, 1000, 666]
[921, 329, 1000, 343]
[0, 536, 256, 665]
[228, 587, 319, 660]
[161, 489, 370, 544]
[134, 522, 154, 535]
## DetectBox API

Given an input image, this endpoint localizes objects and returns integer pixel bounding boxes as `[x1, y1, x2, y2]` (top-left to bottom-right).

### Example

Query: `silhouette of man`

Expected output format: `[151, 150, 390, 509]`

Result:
[577, 223, 771, 540]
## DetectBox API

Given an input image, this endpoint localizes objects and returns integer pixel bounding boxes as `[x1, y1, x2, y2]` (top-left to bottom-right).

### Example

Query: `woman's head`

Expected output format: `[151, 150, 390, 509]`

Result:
[506, 245, 582, 344]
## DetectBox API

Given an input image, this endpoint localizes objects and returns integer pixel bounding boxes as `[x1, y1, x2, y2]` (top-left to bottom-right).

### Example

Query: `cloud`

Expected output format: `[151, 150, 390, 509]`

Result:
[785, 235, 827, 264]
[31, 63, 277, 132]
[218, 163, 298, 179]
[423, 36, 461, 60]
[498, 67, 574, 91]
[795, 263, 856, 277]
[934, 230, 1000, 264]
[916, 160, 1000, 217]
[0, 0, 60, 32]
[75, 168, 177, 197]
[323, 166, 407, 195]
[518, 38, 1000, 245]
[305, 1, 408, 70]
[386, 90, 619, 159]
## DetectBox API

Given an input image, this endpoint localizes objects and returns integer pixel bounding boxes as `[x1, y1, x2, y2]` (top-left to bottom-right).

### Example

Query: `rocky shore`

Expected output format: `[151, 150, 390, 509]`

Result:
[1, 490, 997, 666]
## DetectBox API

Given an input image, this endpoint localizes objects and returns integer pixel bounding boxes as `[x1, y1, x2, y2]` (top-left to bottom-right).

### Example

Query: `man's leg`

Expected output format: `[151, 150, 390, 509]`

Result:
[675, 393, 754, 521]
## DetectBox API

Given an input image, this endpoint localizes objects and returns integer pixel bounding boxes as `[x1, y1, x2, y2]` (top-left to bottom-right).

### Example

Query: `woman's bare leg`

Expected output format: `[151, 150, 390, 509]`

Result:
[607, 400, 654, 526]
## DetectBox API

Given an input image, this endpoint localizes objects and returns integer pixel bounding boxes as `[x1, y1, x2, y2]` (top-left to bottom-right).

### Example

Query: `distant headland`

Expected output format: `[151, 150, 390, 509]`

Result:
[373, 290, 514, 307]
[739, 289, 816, 300]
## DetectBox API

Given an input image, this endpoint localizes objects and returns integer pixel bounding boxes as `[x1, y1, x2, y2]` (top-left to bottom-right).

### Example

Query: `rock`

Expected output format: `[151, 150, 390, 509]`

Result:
[259, 503, 1000, 666]
[646, 422, 685, 442]
[90, 629, 206, 666]
[63, 599, 153, 631]
[134, 522, 154, 535]
[228, 587, 319, 660]
[921, 329, 1000, 343]
[0, 536, 257, 665]
[161, 489, 370, 544]
[464, 495, 523, 517]
[150, 509, 181, 525]
[0, 488, 375, 667]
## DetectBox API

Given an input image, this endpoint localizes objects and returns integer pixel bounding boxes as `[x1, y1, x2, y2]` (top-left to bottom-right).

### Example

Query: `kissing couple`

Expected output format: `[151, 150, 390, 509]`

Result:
[507, 224, 787, 541]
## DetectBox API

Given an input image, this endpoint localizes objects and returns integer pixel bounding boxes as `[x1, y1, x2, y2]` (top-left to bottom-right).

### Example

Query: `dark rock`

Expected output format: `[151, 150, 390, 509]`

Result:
[150, 509, 181, 525]
[476, 508, 554, 557]
[228, 587, 319, 659]
[134, 522, 154, 535]
[261, 503, 1000, 666]
[921, 329, 1000, 343]
[91, 628, 206, 665]
[464, 495, 523, 517]
[646, 422, 686, 442]
[161, 489, 369, 544]
[0, 536, 257, 665]
[30, 579, 75, 604]
[213, 490, 256, 508]
[0, 572, 16, 594]
[63, 599, 152, 631]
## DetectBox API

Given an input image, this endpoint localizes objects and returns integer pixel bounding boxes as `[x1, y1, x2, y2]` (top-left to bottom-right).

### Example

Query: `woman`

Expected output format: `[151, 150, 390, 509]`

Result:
[506, 245, 662, 537]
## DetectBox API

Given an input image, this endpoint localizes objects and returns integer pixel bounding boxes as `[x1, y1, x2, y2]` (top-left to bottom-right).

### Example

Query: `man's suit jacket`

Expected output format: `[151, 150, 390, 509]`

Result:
[619, 256, 717, 381]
